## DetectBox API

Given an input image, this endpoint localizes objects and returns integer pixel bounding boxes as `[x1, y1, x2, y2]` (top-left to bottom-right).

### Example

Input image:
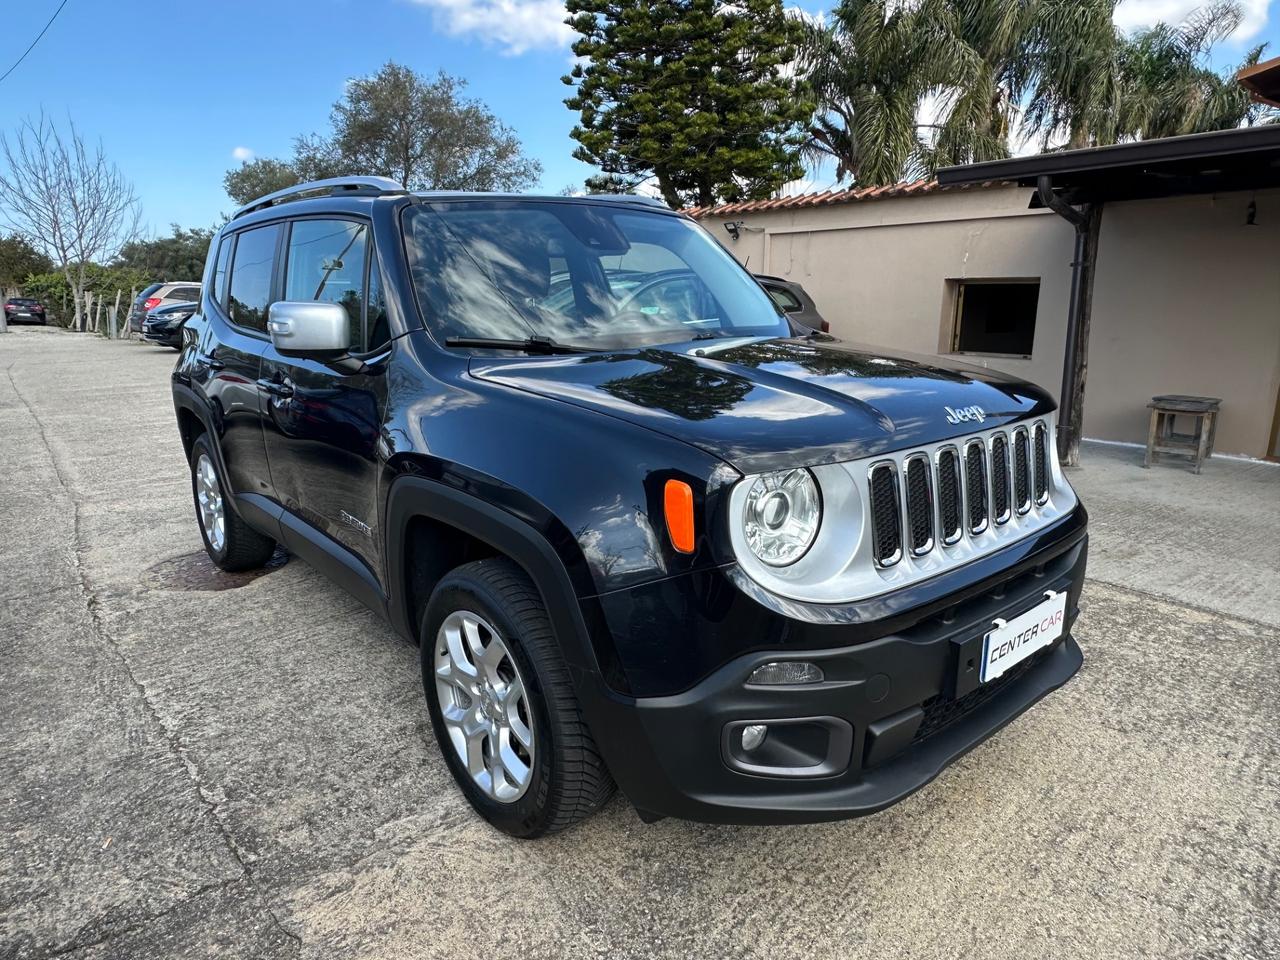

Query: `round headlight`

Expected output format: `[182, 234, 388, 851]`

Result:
[742, 469, 821, 566]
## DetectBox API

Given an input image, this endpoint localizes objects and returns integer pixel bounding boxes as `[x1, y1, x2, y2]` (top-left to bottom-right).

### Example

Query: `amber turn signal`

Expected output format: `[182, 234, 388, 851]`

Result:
[664, 479, 696, 554]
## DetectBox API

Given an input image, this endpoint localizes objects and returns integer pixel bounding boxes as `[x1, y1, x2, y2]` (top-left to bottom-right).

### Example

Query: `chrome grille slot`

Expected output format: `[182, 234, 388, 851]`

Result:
[868, 462, 902, 567]
[903, 454, 934, 556]
[1012, 427, 1031, 515]
[1033, 423, 1049, 504]
[991, 433, 1011, 525]
[964, 440, 989, 534]
[936, 446, 962, 545]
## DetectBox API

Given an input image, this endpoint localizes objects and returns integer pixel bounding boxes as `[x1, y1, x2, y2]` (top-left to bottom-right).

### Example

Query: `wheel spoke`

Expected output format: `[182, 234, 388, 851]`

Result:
[508, 707, 534, 750]
[477, 635, 506, 684]
[443, 623, 480, 685]
[461, 711, 488, 778]
[497, 734, 531, 790]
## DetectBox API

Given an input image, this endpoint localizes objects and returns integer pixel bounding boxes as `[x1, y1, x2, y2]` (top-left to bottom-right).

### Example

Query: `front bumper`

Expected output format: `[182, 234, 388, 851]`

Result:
[142, 322, 181, 345]
[582, 509, 1087, 824]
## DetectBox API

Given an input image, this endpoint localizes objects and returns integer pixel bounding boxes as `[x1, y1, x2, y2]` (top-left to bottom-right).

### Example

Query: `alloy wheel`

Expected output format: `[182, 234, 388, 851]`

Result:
[434, 610, 536, 802]
[195, 453, 226, 553]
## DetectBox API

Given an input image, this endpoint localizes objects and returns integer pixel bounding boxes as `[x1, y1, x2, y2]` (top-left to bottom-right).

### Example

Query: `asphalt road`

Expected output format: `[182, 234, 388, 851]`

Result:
[2, 326, 1278, 960]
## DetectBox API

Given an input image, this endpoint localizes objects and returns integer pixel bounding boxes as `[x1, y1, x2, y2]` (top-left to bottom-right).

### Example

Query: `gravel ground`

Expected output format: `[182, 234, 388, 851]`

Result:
[2, 326, 1278, 960]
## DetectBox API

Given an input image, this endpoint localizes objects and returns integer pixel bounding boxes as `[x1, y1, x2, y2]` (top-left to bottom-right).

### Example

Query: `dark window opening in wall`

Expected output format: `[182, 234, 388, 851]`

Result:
[951, 280, 1039, 357]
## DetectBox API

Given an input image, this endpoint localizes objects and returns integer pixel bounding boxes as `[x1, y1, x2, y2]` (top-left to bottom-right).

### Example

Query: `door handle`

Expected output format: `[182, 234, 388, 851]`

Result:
[197, 352, 225, 370]
[256, 377, 294, 399]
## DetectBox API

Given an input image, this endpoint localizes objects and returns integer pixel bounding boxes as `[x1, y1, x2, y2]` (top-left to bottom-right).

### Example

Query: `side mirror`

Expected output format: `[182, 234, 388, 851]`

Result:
[267, 301, 349, 359]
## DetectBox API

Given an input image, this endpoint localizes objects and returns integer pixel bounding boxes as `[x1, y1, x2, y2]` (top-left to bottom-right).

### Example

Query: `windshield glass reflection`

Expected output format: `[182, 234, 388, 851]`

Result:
[403, 201, 790, 351]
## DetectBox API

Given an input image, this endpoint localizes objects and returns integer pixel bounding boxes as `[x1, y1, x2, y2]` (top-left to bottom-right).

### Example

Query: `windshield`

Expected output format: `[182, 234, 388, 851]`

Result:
[402, 200, 789, 351]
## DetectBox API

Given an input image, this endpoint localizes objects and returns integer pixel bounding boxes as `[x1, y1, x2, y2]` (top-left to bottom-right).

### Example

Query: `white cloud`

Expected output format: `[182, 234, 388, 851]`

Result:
[1113, 0, 1273, 40]
[231, 145, 254, 161]
[406, 0, 574, 55]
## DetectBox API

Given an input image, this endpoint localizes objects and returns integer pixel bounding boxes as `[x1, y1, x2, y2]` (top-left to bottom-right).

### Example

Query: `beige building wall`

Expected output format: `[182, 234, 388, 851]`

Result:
[1087, 189, 1280, 458]
[701, 185, 1073, 409]
[699, 184, 1280, 459]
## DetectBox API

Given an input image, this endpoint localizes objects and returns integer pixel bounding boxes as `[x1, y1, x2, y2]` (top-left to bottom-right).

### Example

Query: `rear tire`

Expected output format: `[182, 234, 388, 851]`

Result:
[421, 558, 615, 837]
[189, 434, 276, 572]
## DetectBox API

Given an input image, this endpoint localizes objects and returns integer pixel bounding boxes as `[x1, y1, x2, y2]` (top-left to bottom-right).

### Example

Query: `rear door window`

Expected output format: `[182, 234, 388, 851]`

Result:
[227, 224, 282, 333]
[168, 286, 201, 302]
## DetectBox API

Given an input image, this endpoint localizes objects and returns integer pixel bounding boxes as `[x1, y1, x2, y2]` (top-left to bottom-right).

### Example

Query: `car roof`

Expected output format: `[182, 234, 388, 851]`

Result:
[225, 186, 679, 234]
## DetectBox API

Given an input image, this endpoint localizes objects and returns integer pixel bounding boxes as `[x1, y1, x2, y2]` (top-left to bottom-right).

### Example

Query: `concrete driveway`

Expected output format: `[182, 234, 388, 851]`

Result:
[2, 326, 1278, 960]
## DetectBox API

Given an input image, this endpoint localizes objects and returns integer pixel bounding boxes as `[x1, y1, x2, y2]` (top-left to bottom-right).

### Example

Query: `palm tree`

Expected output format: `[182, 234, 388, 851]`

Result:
[1114, 4, 1273, 140]
[1019, 0, 1123, 150]
[800, 0, 1273, 188]
[799, 0, 979, 185]
[922, 0, 1036, 169]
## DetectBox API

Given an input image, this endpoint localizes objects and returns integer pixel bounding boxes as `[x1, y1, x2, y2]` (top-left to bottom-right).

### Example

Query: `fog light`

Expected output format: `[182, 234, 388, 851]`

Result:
[741, 724, 768, 751]
[747, 661, 824, 686]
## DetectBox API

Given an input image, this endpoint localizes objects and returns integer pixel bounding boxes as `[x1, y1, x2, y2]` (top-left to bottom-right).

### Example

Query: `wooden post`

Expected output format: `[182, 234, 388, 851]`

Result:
[1062, 205, 1103, 467]
[113, 290, 122, 340]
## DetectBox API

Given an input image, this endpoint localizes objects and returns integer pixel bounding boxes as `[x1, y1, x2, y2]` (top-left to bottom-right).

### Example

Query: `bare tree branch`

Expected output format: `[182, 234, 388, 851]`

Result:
[0, 112, 142, 330]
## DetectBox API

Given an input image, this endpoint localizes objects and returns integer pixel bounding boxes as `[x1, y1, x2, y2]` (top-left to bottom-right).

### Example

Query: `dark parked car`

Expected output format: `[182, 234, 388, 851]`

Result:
[3, 297, 47, 324]
[754, 274, 829, 333]
[171, 177, 1087, 838]
[142, 301, 197, 348]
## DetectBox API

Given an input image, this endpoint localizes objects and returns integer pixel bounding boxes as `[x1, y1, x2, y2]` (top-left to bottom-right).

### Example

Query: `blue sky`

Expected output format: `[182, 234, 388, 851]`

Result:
[0, 0, 1275, 236]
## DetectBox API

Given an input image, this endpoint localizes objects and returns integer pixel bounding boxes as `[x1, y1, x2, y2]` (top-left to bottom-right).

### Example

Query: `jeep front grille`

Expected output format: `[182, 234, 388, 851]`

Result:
[871, 419, 1060, 571]
[728, 416, 1076, 605]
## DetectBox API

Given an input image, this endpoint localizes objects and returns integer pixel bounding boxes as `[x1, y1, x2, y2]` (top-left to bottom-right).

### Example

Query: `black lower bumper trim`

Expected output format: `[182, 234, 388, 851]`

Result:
[630, 635, 1082, 825]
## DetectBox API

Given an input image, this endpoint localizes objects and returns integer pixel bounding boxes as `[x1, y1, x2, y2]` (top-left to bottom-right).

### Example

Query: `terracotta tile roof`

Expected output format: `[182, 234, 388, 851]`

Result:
[685, 177, 1011, 218]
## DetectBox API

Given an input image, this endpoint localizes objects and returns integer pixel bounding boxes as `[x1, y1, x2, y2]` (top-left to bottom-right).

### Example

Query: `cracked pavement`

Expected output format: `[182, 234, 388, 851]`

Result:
[2, 326, 1278, 960]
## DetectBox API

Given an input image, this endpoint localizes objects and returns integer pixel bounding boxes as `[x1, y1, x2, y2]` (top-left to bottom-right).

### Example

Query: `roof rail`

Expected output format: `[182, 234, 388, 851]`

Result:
[232, 176, 407, 220]
[584, 193, 671, 209]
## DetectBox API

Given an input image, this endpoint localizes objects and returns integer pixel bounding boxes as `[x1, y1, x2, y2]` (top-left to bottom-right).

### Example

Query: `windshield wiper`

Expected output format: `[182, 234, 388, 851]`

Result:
[444, 336, 591, 355]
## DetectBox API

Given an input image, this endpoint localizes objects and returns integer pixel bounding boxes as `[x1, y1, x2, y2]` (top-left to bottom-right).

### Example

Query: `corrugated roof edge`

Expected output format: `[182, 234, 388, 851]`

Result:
[684, 178, 1014, 218]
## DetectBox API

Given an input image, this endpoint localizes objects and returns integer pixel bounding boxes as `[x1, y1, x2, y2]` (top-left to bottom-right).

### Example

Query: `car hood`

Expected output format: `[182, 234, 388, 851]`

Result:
[468, 336, 1055, 474]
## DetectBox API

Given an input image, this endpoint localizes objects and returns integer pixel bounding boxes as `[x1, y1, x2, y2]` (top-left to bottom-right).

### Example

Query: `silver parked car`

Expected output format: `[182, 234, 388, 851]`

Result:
[128, 281, 202, 333]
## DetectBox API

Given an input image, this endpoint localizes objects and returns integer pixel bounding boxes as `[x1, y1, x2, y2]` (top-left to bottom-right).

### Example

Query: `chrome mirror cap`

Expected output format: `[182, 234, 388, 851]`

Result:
[267, 301, 349, 357]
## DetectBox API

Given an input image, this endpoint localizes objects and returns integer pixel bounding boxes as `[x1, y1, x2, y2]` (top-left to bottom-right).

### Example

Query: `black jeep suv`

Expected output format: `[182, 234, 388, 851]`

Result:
[171, 176, 1087, 838]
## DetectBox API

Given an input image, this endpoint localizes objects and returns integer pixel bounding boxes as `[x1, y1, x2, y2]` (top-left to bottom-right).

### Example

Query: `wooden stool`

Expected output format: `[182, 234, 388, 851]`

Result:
[1144, 395, 1221, 474]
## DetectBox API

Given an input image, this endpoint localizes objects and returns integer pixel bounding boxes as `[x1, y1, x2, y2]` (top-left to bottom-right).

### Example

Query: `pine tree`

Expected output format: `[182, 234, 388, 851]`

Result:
[563, 0, 813, 209]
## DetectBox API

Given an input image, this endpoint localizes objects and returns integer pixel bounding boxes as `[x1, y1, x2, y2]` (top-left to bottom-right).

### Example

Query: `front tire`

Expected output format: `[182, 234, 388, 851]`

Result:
[422, 558, 615, 837]
[189, 434, 276, 572]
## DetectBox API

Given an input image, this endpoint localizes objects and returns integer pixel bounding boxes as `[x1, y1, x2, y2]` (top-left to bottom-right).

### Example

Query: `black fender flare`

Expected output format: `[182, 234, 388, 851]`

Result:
[385, 475, 599, 674]
[171, 382, 235, 504]
[385, 474, 677, 809]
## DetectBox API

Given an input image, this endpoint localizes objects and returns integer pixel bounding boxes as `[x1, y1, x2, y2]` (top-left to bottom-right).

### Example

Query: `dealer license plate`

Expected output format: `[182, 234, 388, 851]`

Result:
[981, 590, 1067, 683]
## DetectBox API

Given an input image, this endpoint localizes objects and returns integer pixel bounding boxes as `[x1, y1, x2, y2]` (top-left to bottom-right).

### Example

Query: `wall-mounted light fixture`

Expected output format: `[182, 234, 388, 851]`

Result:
[724, 220, 745, 242]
